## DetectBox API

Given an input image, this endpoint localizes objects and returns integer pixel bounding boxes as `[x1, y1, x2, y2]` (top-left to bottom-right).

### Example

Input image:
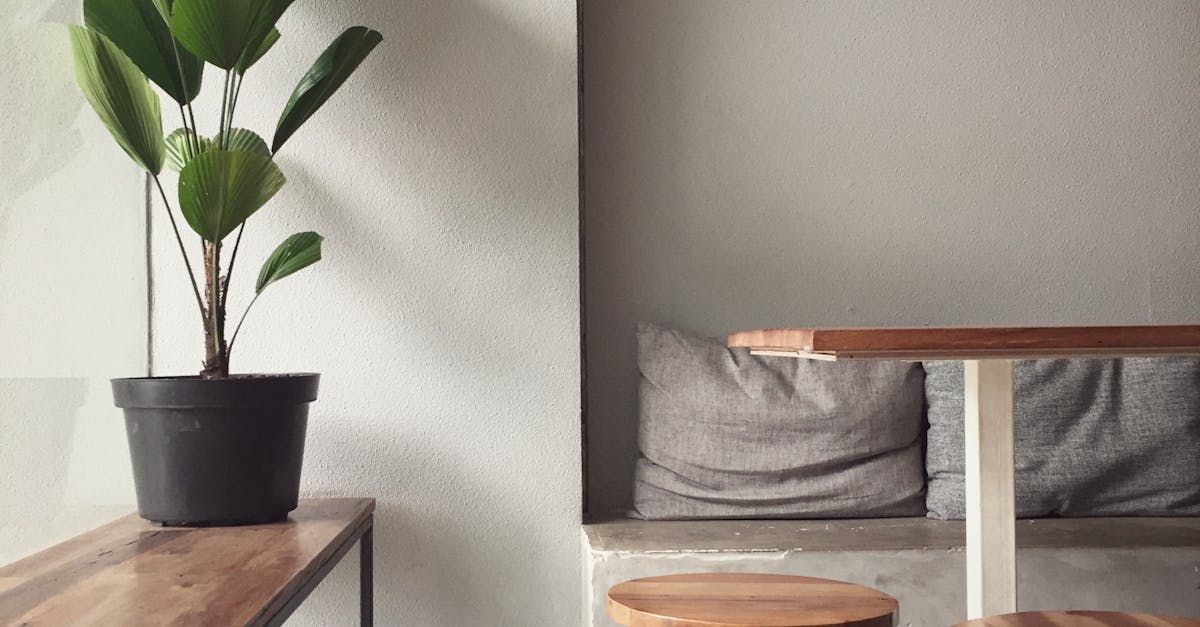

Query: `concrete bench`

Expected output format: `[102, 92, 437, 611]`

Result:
[583, 516, 1200, 627]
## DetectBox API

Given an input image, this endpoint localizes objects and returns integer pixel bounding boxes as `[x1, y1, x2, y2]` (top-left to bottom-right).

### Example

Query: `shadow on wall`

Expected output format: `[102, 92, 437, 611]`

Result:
[258, 1, 578, 625]
[297, 427, 551, 624]
[263, 0, 575, 388]
[0, 378, 86, 563]
[0, 0, 84, 236]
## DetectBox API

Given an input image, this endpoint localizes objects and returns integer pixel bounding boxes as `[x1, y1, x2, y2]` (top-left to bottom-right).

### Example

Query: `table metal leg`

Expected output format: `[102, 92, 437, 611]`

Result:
[361, 520, 373, 627]
[964, 359, 1016, 619]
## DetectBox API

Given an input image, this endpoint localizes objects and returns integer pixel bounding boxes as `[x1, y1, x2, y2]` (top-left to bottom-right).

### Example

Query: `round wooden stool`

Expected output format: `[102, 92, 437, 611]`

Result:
[953, 611, 1200, 627]
[606, 572, 898, 627]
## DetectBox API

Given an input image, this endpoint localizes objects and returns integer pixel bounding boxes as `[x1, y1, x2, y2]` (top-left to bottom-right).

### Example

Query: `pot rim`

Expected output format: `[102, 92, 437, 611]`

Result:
[112, 372, 320, 382]
[112, 373, 320, 409]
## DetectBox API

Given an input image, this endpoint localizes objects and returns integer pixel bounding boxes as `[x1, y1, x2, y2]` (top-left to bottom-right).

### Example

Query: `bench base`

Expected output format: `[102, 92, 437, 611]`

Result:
[582, 517, 1200, 627]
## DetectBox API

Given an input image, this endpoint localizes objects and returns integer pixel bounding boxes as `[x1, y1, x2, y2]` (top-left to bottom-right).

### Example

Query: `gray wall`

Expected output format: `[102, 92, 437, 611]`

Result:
[149, 2, 581, 625]
[0, 0, 145, 563]
[584, 1, 1200, 513]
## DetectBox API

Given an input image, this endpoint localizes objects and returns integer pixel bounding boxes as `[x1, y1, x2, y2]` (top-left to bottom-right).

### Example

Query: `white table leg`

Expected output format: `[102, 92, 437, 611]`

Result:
[964, 359, 1017, 619]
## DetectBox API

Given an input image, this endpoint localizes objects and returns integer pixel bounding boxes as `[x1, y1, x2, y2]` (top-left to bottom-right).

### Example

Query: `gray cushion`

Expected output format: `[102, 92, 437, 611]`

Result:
[924, 358, 1200, 519]
[633, 323, 927, 520]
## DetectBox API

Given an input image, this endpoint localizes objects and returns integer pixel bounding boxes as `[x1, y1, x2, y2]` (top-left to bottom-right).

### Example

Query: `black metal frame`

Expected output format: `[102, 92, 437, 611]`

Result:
[360, 523, 373, 626]
[260, 513, 374, 627]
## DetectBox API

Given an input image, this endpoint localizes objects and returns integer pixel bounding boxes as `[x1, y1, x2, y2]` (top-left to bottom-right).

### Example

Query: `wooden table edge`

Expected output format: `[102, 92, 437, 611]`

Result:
[0, 497, 376, 627]
[952, 610, 1200, 627]
[253, 498, 375, 627]
[744, 347, 1200, 361]
[727, 325, 1200, 360]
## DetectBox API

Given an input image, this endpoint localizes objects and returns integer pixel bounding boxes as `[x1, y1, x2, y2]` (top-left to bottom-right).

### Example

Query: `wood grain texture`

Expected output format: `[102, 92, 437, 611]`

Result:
[0, 498, 374, 627]
[606, 573, 898, 627]
[954, 611, 1200, 626]
[726, 325, 1200, 359]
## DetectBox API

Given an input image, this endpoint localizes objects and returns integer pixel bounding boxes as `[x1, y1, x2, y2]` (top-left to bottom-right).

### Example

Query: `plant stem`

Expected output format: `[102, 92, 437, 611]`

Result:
[218, 70, 232, 148]
[227, 72, 243, 135]
[221, 222, 246, 312]
[217, 71, 248, 314]
[202, 240, 227, 378]
[227, 290, 262, 359]
[151, 176, 205, 322]
[186, 102, 200, 150]
[167, 37, 201, 156]
[211, 240, 222, 357]
[177, 103, 200, 157]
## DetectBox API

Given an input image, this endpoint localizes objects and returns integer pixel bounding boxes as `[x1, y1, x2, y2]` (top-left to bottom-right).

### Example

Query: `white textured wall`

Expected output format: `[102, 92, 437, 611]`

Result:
[584, 0, 1200, 513]
[149, 1, 580, 625]
[0, 0, 144, 564]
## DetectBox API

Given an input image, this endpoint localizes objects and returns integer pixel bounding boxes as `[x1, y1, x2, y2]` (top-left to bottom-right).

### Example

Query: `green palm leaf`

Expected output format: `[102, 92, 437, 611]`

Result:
[169, 0, 295, 71]
[217, 128, 270, 156]
[165, 128, 267, 171]
[84, 0, 203, 104]
[69, 25, 165, 174]
[238, 27, 279, 74]
[256, 231, 322, 293]
[165, 128, 212, 171]
[150, 0, 171, 20]
[178, 149, 285, 242]
[272, 26, 382, 152]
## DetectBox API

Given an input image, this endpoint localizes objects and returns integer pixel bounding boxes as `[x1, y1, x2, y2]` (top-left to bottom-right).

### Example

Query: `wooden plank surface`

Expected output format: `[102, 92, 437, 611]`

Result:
[0, 498, 374, 627]
[607, 573, 897, 627]
[726, 325, 1200, 359]
[954, 611, 1200, 626]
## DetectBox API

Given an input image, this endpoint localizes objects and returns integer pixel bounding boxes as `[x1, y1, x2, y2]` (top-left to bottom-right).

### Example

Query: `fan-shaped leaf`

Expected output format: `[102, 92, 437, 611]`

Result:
[237, 27, 278, 74]
[84, 0, 203, 104]
[241, 3, 293, 69]
[272, 26, 382, 152]
[69, 25, 165, 173]
[150, 0, 170, 20]
[178, 149, 285, 242]
[256, 231, 322, 293]
[165, 128, 266, 171]
[165, 127, 213, 171]
[169, 0, 295, 71]
[216, 128, 270, 156]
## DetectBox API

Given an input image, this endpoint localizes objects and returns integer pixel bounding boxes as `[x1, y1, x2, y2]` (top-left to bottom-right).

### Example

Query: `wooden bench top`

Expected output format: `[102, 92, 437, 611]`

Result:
[954, 611, 1200, 626]
[0, 497, 374, 626]
[726, 324, 1200, 360]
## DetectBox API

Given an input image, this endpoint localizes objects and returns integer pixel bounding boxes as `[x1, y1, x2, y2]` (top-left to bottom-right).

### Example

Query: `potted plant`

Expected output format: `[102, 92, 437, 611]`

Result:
[68, 0, 381, 525]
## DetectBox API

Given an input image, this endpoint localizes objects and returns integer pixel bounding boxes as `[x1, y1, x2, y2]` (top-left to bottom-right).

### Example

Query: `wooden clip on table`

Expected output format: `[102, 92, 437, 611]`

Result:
[727, 325, 1200, 620]
[0, 498, 375, 626]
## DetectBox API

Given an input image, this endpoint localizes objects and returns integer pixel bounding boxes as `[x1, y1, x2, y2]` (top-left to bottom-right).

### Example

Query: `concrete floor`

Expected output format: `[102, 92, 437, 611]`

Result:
[583, 517, 1200, 626]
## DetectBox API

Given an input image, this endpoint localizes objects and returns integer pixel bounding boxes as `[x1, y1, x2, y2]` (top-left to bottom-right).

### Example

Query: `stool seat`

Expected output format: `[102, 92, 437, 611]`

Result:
[954, 611, 1200, 626]
[606, 572, 898, 627]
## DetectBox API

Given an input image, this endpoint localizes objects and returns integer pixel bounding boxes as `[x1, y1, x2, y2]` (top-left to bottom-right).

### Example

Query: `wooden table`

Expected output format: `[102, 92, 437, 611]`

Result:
[727, 325, 1200, 620]
[607, 573, 898, 627]
[0, 498, 375, 626]
[953, 610, 1200, 626]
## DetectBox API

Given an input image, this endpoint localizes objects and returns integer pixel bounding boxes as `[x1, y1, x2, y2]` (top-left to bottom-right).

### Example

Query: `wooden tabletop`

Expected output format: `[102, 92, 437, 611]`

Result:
[0, 498, 374, 626]
[606, 573, 898, 627]
[726, 325, 1200, 360]
[954, 611, 1200, 626]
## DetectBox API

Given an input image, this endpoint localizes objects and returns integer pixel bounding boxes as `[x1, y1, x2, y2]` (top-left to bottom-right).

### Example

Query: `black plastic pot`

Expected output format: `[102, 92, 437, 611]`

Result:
[112, 374, 319, 526]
